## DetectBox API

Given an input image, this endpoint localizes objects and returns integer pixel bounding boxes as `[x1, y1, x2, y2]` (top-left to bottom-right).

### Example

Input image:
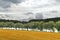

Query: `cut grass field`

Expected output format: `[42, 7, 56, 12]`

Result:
[0, 30, 60, 40]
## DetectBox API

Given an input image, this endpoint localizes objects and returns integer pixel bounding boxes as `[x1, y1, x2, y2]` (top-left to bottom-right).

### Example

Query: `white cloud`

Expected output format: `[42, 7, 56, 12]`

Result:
[8, 0, 59, 13]
[0, 0, 60, 21]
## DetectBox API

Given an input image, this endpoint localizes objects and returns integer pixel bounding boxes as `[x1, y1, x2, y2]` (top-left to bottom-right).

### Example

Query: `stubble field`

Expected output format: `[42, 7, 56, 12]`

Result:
[0, 29, 60, 40]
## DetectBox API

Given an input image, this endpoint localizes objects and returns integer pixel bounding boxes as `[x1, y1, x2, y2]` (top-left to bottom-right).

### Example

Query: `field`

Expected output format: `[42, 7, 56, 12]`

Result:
[0, 30, 60, 40]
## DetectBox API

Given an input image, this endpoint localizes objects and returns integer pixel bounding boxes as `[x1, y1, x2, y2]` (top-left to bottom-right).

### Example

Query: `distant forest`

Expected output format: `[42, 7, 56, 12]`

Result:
[0, 17, 60, 32]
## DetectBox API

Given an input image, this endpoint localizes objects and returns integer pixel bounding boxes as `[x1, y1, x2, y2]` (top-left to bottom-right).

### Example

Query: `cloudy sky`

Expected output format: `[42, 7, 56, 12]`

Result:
[0, 0, 60, 21]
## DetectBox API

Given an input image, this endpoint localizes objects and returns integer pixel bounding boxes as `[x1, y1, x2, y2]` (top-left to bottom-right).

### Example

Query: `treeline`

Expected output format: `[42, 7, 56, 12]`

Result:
[0, 21, 60, 32]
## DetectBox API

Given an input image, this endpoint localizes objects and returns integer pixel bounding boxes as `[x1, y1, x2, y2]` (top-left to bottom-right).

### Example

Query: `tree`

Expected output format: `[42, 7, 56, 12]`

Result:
[24, 24, 29, 31]
[43, 22, 49, 32]
[0, 22, 4, 27]
[28, 22, 35, 29]
[38, 21, 44, 31]
[14, 23, 25, 30]
[56, 21, 60, 31]
[6, 22, 14, 28]
[47, 21, 55, 32]
[31, 22, 38, 29]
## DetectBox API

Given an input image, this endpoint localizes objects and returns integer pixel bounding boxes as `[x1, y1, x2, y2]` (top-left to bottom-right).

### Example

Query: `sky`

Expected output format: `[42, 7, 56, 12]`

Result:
[0, 0, 60, 21]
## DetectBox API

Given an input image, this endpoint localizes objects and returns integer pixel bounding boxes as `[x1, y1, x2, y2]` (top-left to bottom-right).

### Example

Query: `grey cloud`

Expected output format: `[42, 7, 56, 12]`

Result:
[35, 13, 43, 19]
[3, 0, 24, 4]
[0, 0, 25, 8]
[55, 0, 60, 4]
[24, 12, 33, 15]
[0, 7, 7, 12]
[0, 0, 10, 8]
[0, 0, 25, 12]
[56, 0, 60, 2]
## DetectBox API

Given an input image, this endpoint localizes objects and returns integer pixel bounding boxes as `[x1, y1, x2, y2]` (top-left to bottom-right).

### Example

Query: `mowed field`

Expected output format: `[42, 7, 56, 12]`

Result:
[0, 30, 60, 40]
